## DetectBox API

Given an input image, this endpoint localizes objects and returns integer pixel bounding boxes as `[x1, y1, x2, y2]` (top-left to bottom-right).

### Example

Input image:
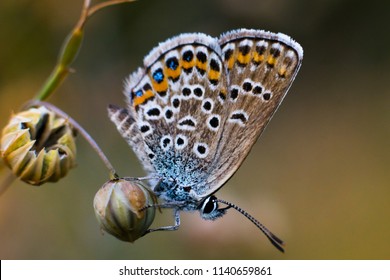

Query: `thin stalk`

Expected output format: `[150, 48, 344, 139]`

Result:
[34, 0, 136, 101]
[88, 0, 137, 17]
[0, 167, 15, 197]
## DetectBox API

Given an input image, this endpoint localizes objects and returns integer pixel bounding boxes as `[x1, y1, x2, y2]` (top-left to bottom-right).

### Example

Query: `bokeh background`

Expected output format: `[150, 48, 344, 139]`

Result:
[0, 0, 389, 259]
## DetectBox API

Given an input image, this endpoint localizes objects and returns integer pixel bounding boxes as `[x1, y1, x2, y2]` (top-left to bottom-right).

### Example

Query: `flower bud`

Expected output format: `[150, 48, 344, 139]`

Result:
[1, 106, 77, 185]
[93, 178, 157, 243]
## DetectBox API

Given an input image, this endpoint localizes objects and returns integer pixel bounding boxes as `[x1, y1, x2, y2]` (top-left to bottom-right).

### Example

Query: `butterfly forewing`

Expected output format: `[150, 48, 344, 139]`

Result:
[112, 34, 232, 192]
[202, 30, 303, 196]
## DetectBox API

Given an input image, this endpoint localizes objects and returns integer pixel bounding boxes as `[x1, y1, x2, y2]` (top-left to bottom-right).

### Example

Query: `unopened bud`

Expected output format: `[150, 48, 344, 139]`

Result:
[1, 106, 77, 185]
[93, 178, 157, 243]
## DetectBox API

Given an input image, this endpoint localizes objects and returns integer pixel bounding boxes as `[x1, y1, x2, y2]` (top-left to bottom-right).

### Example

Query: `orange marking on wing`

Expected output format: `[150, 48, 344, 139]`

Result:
[253, 52, 265, 64]
[208, 69, 220, 81]
[182, 58, 195, 70]
[133, 90, 154, 106]
[166, 65, 181, 80]
[237, 52, 251, 65]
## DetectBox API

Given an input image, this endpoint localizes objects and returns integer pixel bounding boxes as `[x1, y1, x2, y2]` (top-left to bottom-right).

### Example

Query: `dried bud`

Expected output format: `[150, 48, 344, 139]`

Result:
[1, 106, 77, 185]
[93, 178, 157, 243]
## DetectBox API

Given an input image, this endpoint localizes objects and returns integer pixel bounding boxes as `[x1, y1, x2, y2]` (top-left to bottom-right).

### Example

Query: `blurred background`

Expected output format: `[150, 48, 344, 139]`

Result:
[0, 0, 389, 259]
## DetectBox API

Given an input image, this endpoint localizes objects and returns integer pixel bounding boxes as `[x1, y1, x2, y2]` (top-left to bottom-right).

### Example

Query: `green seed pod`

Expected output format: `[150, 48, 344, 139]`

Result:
[1, 106, 77, 185]
[93, 178, 157, 243]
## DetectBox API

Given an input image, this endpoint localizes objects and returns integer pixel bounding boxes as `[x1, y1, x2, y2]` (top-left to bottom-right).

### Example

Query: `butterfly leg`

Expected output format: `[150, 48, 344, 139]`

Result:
[143, 208, 181, 235]
[122, 175, 161, 183]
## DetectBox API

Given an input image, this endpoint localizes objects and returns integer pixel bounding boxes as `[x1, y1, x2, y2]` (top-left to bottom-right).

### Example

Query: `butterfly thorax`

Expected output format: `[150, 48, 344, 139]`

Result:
[154, 180, 200, 211]
[151, 149, 209, 210]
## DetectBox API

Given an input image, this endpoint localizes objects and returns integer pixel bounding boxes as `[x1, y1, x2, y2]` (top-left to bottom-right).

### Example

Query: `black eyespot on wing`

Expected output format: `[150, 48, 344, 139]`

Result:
[242, 82, 253, 92]
[182, 87, 191, 96]
[176, 137, 184, 145]
[239, 45, 251, 56]
[165, 109, 173, 119]
[157, 91, 167, 97]
[183, 50, 194, 62]
[166, 57, 179, 70]
[143, 83, 152, 91]
[253, 85, 263, 95]
[210, 59, 220, 71]
[140, 125, 150, 133]
[146, 108, 161, 117]
[152, 68, 164, 83]
[270, 46, 281, 58]
[203, 101, 212, 111]
[196, 51, 207, 63]
[230, 113, 247, 122]
[256, 45, 266, 55]
[224, 48, 233, 61]
[197, 145, 206, 154]
[209, 117, 219, 129]
[219, 92, 226, 101]
[193, 87, 203, 97]
[263, 92, 271, 101]
[179, 118, 196, 127]
[162, 138, 171, 147]
[230, 88, 239, 100]
[172, 98, 180, 108]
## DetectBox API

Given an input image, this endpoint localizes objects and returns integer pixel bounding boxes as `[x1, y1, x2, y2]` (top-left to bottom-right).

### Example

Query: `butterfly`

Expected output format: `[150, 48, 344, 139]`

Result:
[108, 29, 303, 252]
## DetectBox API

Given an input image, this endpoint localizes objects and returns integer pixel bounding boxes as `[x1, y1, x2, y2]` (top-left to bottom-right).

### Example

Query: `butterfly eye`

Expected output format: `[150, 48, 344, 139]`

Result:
[201, 196, 217, 214]
[199, 196, 227, 220]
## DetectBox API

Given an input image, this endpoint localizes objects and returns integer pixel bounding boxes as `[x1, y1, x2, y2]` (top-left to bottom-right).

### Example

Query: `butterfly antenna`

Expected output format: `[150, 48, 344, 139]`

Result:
[216, 199, 285, 253]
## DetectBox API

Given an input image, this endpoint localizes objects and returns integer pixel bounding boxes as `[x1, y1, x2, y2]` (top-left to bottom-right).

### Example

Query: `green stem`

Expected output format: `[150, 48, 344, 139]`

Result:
[33, 0, 136, 102]
[35, 65, 69, 101]
[87, 0, 136, 17]
[35, 27, 84, 101]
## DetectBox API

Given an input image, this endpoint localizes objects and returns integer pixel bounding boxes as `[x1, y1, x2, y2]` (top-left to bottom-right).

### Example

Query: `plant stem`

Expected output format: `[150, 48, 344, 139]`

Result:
[88, 0, 136, 17]
[34, 0, 136, 101]
[0, 167, 15, 197]
[35, 65, 70, 101]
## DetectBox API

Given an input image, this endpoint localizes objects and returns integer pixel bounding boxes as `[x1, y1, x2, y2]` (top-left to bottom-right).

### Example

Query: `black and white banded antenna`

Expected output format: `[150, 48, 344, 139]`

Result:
[216, 198, 285, 253]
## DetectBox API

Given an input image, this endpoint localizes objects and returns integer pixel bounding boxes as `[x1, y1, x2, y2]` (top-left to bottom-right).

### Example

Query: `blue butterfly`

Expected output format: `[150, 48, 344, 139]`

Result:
[108, 29, 303, 252]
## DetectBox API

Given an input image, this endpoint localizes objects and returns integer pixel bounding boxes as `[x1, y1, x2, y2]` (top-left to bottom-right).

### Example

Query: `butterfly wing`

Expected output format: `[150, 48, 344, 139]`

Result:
[199, 29, 303, 197]
[109, 33, 232, 193]
[108, 104, 157, 177]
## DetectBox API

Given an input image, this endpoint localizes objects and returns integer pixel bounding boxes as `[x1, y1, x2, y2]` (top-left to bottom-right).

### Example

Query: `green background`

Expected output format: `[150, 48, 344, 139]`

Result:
[0, 0, 389, 259]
